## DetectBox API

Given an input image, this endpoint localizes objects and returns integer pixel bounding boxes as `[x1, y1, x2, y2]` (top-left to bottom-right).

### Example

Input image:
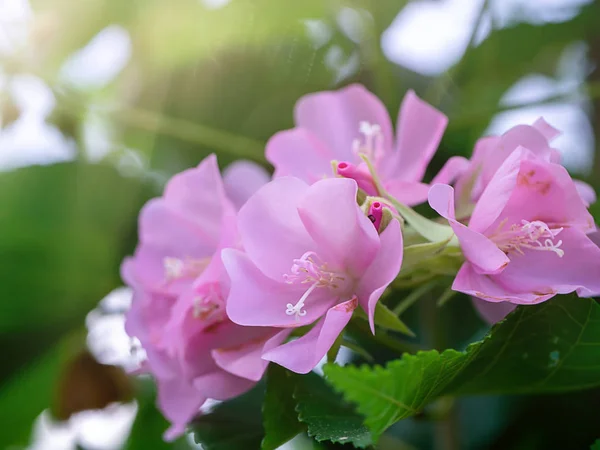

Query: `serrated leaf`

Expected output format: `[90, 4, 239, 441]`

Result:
[325, 295, 600, 440]
[294, 372, 372, 448]
[262, 365, 305, 450]
[354, 302, 414, 336]
[193, 384, 264, 450]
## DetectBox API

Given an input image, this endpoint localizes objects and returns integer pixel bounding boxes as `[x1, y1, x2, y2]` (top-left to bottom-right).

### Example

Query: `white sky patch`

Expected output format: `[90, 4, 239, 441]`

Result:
[59, 25, 132, 90]
[0, 75, 76, 171]
[0, 0, 32, 56]
[381, 0, 592, 76]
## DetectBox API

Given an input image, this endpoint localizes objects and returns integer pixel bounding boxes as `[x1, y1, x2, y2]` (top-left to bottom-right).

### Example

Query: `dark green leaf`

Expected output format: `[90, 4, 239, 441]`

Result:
[591, 439, 600, 450]
[325, 296, 600, 440]
[193, 384, 265, 450]
[262, 365, 306, 450]
[294, 372, 372, 448]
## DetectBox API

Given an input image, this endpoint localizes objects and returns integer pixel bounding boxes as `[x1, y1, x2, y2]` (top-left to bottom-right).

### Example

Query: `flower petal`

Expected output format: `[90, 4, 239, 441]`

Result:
[193, 367, 255, 401]
[262, 298, 358, 374]
[574, 180, 597, 207]
[471, 297, 516, 325]
[163, 154, 232, 242]
[453, 263, 554, 304]
[266, 128, 336, 182]
[389, 90, 447, 182]
[223, 249, 336, 328]
[495, 227, 600, 299]
[159, 378, 207, 441]
[356, 219, 403, 333]
[533, 117, 560, 142]
[294, 84, 393, 161]
[493, 157, 595, 233]
[212, 329, 291, 381]
[468, 147, 527, 234]
[385, 180, 431, 206]
[297, 178, 380, 274]
[222, 160, 270, 210]
[237, 176, 315, 281]
[429, 184, 509, 274]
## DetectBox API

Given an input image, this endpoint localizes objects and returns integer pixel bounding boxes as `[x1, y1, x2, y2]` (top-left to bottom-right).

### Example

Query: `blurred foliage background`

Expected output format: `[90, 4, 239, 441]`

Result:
[1, 0, 600, 449]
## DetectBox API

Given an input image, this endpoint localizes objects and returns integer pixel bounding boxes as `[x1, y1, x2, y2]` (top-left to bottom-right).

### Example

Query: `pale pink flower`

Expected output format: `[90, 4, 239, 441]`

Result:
[266, 84, 462, 205]
[429, 148, 600, 305]
[122, 155, 283, 440]
[222, 177, 403, 374]
[455, 118, 595, 216]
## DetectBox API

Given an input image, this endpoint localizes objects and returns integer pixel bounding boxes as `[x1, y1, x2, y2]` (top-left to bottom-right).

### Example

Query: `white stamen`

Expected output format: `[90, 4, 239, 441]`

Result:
[283, 252, 346, 319]
[493, 219, 565, 258]
[352, 121, 384, 164]
[285, 281, 318, 320]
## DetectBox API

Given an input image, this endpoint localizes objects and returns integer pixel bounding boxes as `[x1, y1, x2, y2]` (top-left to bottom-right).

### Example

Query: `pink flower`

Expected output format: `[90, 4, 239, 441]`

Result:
[222, 177, 403, 374]
[266, 84, 461, 206]
[429, 147, 600, 305]
[222, 160, 271, 210]
[122, 155, 283, 440]
[455, 118, 595, 216]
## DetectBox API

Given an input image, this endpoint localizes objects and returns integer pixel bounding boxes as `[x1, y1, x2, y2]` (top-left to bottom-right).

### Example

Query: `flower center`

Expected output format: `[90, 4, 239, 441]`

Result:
[283, 251, 346, 320]
[491, 219, 564, 258]
[192, 282, 226, 325]
[353, 121, 384, 166]
[163, 256, 210, 282]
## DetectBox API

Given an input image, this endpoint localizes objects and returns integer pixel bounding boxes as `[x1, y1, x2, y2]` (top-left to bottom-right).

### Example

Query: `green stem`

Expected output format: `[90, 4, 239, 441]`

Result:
[393, 280, 439, 316]
[110, 106, 266, 163]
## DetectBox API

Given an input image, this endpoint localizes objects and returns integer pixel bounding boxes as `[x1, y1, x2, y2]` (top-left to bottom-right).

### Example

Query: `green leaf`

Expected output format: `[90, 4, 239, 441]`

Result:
[591, 439, 600, 450]
[262, 365, 305, 450]
[325, 295, 600, 440]
[193, 384, 265, 450]
[294, 372, 372, 448]
[354, 302, 414, 336]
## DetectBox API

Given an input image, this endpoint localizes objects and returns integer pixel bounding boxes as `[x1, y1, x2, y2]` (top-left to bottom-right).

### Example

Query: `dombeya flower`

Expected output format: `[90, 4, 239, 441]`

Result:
[266, 84, 465, 205]
[123, 155, 282, 439]
[223, 177, 403, 373]
[429, 147, 600, 305]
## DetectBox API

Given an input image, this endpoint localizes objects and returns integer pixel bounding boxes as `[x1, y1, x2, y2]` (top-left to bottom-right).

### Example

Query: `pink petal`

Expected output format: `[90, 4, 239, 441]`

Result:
[222, 160, 271, 210]
[266, 128, 336, 182]
[431, 156, 470, 185]
[385, 180, 431, 206]
[223, 249, 337, 327]
[163, 154, 233, 243]
[134, 199, 216, 295]
[428, 184, 509, 274]
[533, 117, 560, 141]
[262, 298, 358, 374]
[294, 84, 394, 161]
[453, 263, 554, 304]
[356, 219, 403, 333]
[159, 378, 207, 441]
[574, 180, 597, 207]
[468, 147, 528, 234]
[212, 329, 291, 381]
[471, 297, 516, 325]
[388, 90, 447, 182]
[494, 158, 595, 233]
[494, 227, 600, 299]
[193, 368, 255, 401]
[479, 124, 553, 189]
[237, 176, 315, 281]
[297, 178, 380, 274]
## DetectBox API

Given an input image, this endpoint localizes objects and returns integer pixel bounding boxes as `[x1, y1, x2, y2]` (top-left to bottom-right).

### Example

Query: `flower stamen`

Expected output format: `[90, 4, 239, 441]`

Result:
[493, 220, 564, 258]
[283, 252, 346, 320]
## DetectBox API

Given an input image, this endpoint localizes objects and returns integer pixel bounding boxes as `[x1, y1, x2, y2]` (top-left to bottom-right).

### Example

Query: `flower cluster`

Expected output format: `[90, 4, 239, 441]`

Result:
[122, 84, 600, 438]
